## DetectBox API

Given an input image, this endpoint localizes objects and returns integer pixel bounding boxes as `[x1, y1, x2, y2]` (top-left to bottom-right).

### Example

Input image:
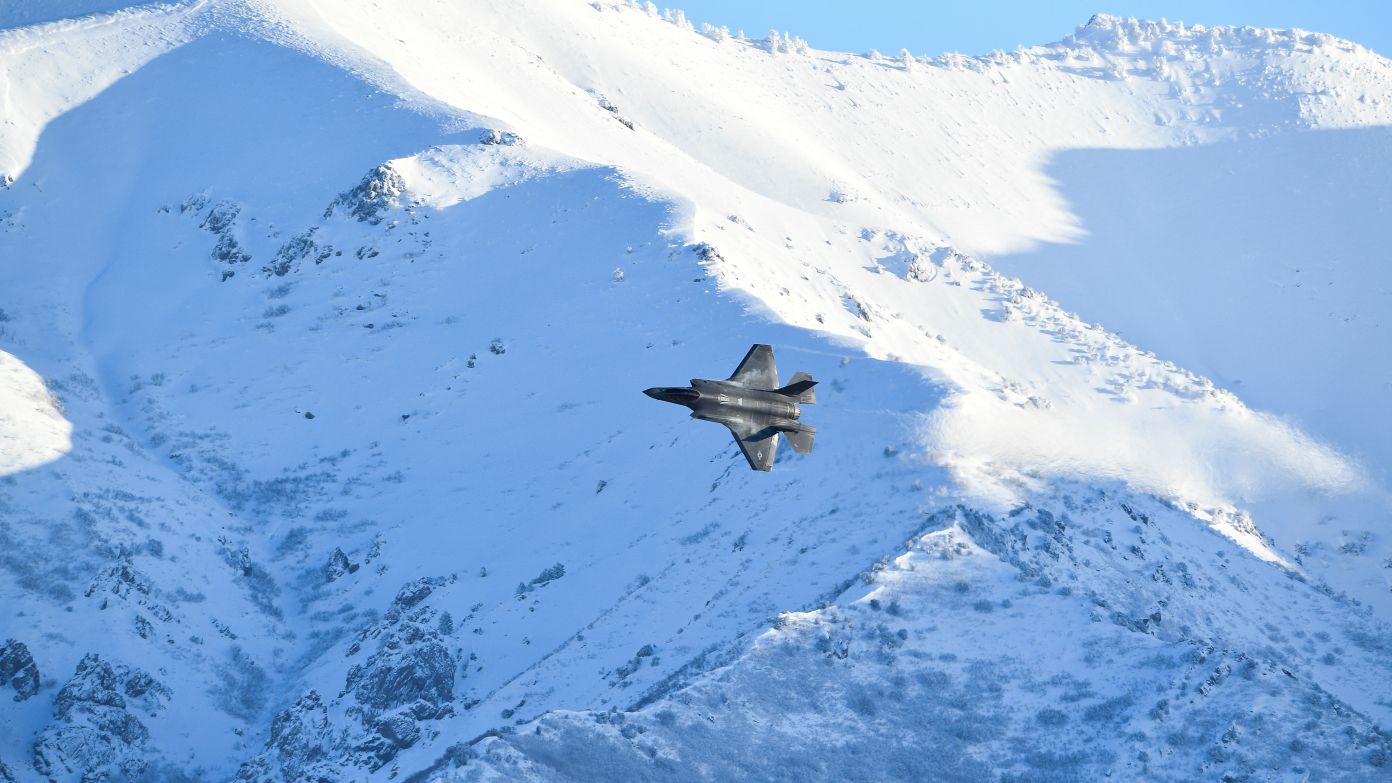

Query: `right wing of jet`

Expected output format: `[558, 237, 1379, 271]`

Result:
[727, 344, 778, 390]
[723, 418, 779, 472]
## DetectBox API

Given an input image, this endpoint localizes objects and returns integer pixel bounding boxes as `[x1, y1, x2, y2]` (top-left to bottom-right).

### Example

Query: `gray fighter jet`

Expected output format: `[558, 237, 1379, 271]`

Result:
[644, 344, 816, 472]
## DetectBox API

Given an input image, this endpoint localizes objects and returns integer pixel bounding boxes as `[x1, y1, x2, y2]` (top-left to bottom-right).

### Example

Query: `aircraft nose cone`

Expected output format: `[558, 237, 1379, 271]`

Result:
[643, 387, 663, 399]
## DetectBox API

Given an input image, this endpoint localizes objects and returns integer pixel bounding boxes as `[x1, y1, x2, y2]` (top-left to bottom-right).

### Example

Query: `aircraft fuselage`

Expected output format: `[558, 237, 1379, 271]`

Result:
[644, 379, 802, 422]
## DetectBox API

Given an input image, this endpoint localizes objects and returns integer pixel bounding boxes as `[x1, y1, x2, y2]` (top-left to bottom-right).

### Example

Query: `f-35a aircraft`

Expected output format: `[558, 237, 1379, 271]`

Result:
[644, 344, 816, 472]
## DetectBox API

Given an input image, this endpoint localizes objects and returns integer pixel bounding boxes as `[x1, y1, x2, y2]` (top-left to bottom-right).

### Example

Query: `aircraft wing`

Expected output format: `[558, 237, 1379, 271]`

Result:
[727, 344, 778, 390]
[724, 418, 779, 472]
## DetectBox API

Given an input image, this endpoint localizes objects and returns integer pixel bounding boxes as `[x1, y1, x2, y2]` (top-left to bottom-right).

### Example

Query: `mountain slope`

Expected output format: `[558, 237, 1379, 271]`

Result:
[0, 2, 1389, 781]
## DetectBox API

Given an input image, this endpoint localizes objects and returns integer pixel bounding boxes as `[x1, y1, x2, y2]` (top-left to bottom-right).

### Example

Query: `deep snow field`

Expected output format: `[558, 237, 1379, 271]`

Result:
[0, 2, 1390, 781]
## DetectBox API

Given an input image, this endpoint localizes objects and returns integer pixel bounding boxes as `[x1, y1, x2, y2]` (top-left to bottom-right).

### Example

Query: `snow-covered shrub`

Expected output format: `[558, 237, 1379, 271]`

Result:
[661, 8, 692, 31]
[699, 22, 729, 42]
[215, 646, 270, 721]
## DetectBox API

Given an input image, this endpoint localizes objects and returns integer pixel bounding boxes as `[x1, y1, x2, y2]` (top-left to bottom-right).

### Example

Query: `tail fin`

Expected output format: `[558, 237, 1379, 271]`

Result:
[783, 425, 815, 455]
[776, 372, 817, 404]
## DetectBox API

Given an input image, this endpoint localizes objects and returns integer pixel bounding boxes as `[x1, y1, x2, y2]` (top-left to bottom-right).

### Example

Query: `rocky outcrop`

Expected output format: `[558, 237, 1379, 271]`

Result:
[344, 576, 458, 742]
[239, 576, 460, 777]
[234, 690, 341, 783]
[31, 654, 169, 782]
[0, 639, 39, 701]
[85, 559, 177, 631]
[479, 129, 524, 146]
[181, 193, 251, 279]
[265, 228, 335, 277]
[199, 199, 241, 233]
[341, 577, 459, 768]
[324, 165, 407, 225]
[324, 547, 360, 583]
[347, 620, 455, 716]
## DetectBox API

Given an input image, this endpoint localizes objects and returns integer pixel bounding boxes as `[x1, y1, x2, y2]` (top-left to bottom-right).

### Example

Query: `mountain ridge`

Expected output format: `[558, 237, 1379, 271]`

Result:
[1, 2, 1389, 780]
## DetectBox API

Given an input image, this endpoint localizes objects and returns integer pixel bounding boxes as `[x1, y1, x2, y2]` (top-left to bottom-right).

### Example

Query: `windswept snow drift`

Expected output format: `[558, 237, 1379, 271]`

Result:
[0, 2, 1390, 781]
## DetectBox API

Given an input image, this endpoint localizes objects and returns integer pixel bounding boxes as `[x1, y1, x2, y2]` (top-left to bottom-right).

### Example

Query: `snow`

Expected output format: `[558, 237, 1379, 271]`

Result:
[238, 1, 1390, 518]
[0, 2, 201, 182]
[990, 127, 1392, 490]
[0, 349, 70, 474]
[0, 2, 1390, 781]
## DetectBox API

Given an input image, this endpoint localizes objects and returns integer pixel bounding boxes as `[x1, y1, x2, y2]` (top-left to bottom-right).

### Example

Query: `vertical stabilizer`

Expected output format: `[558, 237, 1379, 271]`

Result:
[776, 372, 817, 404]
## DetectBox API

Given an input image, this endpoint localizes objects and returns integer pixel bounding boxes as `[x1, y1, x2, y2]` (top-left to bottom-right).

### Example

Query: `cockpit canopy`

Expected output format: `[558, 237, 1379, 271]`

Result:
[650, 386, 700, 403]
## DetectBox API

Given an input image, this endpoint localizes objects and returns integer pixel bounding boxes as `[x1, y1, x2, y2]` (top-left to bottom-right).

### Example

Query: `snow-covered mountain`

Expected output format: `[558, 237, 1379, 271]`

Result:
[1, 2, 1389, 781]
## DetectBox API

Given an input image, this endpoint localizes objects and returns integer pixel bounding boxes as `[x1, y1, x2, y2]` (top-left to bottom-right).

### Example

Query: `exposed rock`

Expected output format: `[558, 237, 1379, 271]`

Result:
[241, 577, 459, 776]
[325, 547, 360, 583]
[213, 232, 252, 266]
[199, 199, 240, 233]
[597, 96, 636, 130]
[266, 229, 315, 277]
[0, 640, 39, 701]
[692, 242, 723, 263]
[325, 164, 407, 225]
[32, 654, 168, 781]
[388, 576, 445, 615]
[345, 579, 457, 715]
[188, 196, 250, 276]
[234, 690, 341, 783]
[356, 711, 422, 768]
[339, 579, 459, 768]
[0, 759, 16, 783]
[85, 559, 152, 601]
[346, 622, 455, 716]
[265, 227, 334, 276]
[122, 671, 160, 700]
[479, 129, 524, 146]
[843, 292, 873, 321]
[84, 558, 178, 629]
[179, 192, 208, 214]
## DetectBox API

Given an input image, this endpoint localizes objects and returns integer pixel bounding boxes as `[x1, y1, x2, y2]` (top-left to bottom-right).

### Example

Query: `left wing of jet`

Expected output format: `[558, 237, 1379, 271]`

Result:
[724, 419, 778, 472]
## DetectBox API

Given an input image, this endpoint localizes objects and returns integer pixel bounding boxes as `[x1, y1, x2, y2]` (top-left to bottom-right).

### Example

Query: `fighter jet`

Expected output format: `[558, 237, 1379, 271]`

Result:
[644, 344, 816, 472]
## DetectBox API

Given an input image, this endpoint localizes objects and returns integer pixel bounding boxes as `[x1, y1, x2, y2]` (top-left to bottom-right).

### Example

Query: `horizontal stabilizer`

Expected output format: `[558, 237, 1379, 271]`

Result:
[783, 426, 814, 455]
[776, 372, 817, 404]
